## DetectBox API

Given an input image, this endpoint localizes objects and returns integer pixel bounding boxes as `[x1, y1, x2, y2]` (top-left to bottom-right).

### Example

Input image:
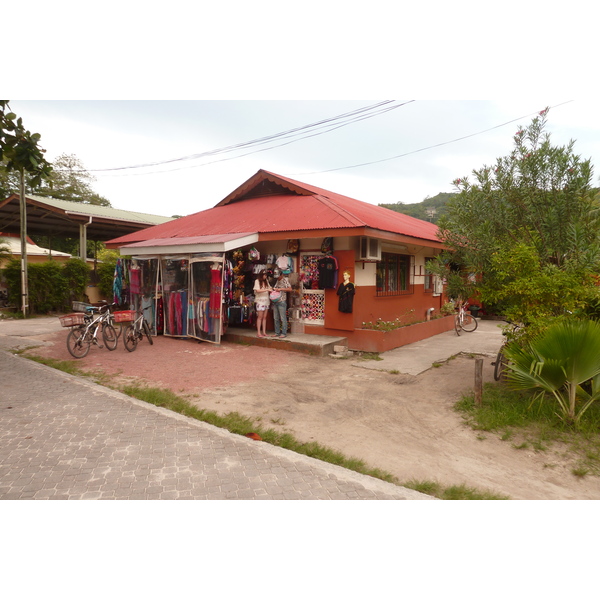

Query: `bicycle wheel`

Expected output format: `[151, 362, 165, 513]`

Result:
[454, 314, 461, 336]
[493, 348, 509, 381]
[67, 326, 91, 358]
[123, 324, 138, 352]
[142, 319, 154, 345]
[102, 323, 119, 351]
[110, 316, 122, 339]
[460, 314, 478, 332]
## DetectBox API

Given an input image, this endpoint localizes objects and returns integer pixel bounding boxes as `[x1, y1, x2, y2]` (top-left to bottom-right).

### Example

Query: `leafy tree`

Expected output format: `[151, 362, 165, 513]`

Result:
[0, 158, 22, 199]
[0, 101, 52, 188]
[432, 108, 600, 331]
[37, 153, 111, 206]
[1, 100, 54, 316]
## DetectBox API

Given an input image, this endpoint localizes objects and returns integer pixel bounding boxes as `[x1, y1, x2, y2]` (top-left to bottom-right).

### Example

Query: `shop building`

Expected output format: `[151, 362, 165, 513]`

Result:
[106, 170, 452, 352]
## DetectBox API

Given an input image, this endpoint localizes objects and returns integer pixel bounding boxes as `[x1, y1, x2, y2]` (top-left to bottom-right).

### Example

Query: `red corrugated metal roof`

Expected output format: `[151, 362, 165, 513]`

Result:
[108, 170, 440, 247]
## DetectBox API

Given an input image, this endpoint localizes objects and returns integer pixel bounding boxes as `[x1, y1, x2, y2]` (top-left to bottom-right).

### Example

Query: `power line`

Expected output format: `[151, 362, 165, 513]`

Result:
[291, 101, 574, 176]
[83, 100, 414, 174]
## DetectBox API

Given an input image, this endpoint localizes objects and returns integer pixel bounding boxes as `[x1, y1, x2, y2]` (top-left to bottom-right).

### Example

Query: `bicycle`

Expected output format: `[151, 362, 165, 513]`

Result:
[454, 299, 478, 336]
[63, 303, 119, 359]
[492, 322, 522, 381]
[122, 310, 154, 352]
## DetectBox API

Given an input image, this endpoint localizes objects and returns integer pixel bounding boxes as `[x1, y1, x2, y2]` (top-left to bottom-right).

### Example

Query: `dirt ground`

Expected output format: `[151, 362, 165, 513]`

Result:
[24, 326, 600, 500]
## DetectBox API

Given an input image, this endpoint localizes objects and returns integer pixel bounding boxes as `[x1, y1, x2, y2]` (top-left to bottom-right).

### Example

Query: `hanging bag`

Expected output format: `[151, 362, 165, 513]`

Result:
[321, 237, 333, 254]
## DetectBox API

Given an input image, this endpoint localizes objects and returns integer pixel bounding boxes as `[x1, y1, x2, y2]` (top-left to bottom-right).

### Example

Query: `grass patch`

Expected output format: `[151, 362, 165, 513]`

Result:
[24, 354, 113, 386]
[120, 383, 398, 484]
[456, 382, 600, 475]
[25, 354, 88, 377]
[402, 479, 509, 500]
[359, 352, 383, 361]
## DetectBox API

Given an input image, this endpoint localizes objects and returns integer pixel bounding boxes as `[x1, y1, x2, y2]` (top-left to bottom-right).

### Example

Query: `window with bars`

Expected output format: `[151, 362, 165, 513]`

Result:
[376, 253, 413, 296]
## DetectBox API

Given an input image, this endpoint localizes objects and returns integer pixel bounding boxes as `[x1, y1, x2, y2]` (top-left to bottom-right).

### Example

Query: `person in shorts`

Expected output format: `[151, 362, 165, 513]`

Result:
[253, 271, 272, 337]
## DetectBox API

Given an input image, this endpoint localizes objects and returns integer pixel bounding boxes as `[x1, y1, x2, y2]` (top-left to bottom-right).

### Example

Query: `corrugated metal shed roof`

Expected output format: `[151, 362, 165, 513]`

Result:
[26, 195, 171, 225]
[108, 170, 440, 248]
[0, 193, 174, 243]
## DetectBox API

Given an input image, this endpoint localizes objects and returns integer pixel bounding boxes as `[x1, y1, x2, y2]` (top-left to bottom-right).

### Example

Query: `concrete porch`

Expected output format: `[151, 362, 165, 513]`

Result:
[222, 326, 347, 357]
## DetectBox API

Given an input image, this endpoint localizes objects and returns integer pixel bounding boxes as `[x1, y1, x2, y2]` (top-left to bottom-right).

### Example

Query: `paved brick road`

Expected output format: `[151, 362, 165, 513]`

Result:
[0, 350, 432, 500]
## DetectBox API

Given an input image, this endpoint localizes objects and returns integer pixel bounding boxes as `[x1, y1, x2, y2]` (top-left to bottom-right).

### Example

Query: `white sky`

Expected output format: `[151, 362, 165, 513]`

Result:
[7, 99, 600, 218]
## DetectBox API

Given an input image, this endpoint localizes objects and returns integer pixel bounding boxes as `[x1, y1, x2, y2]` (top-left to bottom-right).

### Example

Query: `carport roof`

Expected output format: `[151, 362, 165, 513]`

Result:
[0, 194, 173, 242]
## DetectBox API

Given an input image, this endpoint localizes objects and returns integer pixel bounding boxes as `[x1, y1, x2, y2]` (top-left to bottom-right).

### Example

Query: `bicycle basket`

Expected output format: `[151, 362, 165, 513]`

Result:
[113, 310, 136, 323]
[72, 301, 93, 312]
[59, 313, 86, 327]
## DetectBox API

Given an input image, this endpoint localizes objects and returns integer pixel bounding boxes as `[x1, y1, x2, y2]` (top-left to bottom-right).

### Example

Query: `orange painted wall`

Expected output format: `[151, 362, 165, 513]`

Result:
[306, 314, 455, 353]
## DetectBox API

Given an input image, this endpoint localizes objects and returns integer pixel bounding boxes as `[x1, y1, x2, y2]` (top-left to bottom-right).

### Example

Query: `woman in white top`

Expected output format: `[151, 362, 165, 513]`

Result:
[253, 272, 272, 337]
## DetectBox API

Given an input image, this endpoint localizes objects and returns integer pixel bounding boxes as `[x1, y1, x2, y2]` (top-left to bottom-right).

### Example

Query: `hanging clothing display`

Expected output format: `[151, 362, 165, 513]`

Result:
[209, 266, 222, 320]
[113, 259, 124, 305]
[130, 268, 141, 295]
[317, 255, 339, 289]
[337, 281, 356, 313]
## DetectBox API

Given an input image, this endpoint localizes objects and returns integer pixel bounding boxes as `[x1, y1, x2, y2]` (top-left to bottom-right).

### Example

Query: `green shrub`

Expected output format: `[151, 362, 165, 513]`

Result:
[96, 249, 121, 300]
[62, 258, 90, 307]
[2, 257, 89, 314]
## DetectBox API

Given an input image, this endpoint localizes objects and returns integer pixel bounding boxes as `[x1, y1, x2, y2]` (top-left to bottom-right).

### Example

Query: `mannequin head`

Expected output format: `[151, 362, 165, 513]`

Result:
[343, 271, 351, 283]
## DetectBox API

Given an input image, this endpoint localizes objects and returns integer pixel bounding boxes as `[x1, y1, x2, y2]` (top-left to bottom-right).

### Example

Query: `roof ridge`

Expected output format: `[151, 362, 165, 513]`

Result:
[312, 193, 366, 227]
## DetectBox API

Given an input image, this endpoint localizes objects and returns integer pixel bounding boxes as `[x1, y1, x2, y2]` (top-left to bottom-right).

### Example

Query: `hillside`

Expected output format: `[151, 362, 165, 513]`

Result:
[379, 192, 455, 223]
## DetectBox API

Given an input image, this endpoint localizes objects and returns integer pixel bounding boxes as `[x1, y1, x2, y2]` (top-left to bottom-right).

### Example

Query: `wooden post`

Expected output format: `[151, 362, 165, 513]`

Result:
[474, 358, 483, 406]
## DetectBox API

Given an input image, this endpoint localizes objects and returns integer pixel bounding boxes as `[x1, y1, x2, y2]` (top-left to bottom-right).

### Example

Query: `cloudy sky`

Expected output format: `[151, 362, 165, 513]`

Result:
[8, 99, 600, 218]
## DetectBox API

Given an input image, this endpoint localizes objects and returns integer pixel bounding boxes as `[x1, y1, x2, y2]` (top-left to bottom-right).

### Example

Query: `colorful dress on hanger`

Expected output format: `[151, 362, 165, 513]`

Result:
[209, 268, 222, 320]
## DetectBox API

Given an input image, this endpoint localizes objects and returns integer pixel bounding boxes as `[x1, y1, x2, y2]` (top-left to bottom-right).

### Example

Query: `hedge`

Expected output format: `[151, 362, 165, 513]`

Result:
[2, 258, 90, 314]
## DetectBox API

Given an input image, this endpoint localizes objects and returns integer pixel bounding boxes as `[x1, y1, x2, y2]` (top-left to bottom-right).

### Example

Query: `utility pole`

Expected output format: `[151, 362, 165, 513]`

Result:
[19, 171, 28, 317]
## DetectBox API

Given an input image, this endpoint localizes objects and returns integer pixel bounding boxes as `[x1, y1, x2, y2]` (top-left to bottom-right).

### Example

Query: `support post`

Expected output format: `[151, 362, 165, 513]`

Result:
[474, 357, 483, 406]
[19, 173, 28, 317]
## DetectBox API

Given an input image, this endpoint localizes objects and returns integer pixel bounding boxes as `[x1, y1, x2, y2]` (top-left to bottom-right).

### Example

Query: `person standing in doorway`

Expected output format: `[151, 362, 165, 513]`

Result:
[253, 271, 272, 337]
[271, 270, 292, 338]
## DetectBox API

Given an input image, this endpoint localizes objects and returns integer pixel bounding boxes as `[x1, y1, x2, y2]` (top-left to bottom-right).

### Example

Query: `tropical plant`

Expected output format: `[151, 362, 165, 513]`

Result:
[503, 318, 600, 425]
[431, 108, 599, 334]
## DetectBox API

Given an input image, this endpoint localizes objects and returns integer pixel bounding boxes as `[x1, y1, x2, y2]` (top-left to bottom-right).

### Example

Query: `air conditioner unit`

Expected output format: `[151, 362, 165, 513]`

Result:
[359, 237, 381, 261]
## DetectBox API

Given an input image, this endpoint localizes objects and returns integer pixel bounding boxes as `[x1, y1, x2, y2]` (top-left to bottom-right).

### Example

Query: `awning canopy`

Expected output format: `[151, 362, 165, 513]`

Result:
[120, 232, 259, 256]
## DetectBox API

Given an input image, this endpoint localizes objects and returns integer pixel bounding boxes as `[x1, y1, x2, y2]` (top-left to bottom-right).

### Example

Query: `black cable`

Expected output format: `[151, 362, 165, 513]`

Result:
[83, 100, 413, 173]
[291, 101, 574, 176]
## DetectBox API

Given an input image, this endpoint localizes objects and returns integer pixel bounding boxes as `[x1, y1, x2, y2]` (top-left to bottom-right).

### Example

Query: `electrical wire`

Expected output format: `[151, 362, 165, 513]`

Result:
[291, 101, 574, 176]
[82, 100, 414, 174]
